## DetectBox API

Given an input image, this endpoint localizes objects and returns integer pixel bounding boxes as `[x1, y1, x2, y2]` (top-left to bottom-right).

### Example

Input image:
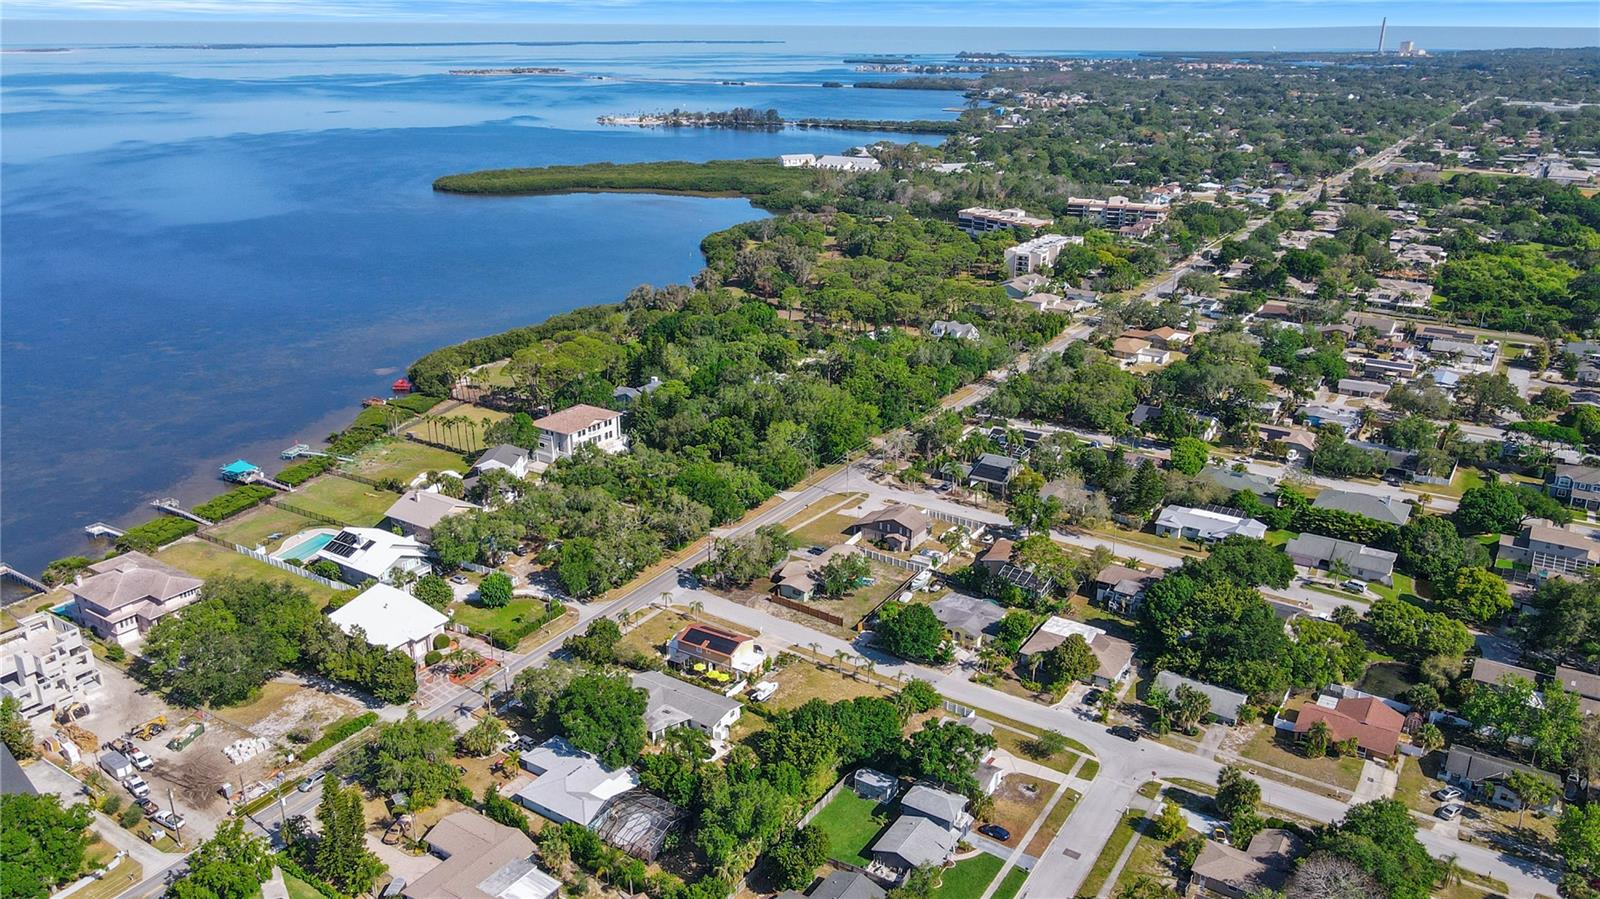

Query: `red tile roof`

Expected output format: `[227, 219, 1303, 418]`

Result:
[1293, 696, 1405, 758]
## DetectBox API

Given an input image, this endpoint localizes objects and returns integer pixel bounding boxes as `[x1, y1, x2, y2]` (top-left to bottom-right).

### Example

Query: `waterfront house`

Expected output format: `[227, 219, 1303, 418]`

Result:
[532, 404, 626, 464]
[1152, 671, 1247, 725]
[70, 551, 203, 646]
[382, 490, 480, 543]
[1284, 533, 1397, 584]
[328, 583, 448, 663]
[311, 527, 431, 586]
[0, 613, 104, 723]
[515, 736, 638, 827]
[847, 505, 931, 552]
[1311, 489, 1412, 526]
[666, 623, 766, 676]
[1153, 505, 1267, 542]
[405, 811, 558, 899]
[632, 670, 742, 742]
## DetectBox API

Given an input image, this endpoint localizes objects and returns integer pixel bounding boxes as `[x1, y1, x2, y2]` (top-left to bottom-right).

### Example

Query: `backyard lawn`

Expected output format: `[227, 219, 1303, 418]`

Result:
[401, 405, 510, 452]
[206, 505, 318, 551]
[805, 559, 910, 627]
[345, 439, 469, 482]
[811, 791, 888, 867]
[156, 539, 350, 607]
[1236, 725, 1363, 796]
[932, 853, 1005, 899]
[286, 476, 400, 525]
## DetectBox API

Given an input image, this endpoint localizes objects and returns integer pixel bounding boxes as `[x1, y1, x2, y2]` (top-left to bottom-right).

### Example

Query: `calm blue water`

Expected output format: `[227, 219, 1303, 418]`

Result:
[0, 35, 965, 577]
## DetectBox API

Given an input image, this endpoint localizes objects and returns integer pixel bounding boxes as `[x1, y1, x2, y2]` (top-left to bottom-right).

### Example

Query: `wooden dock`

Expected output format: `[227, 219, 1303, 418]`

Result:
[151, 499, 215, 527]
[83, 521, 126, 539]
[0, 564, 50, 595]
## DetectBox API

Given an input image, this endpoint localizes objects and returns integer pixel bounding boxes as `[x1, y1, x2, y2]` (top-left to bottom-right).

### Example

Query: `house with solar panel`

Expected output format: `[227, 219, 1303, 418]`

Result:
[665, 623, 766, 676]
[310, 527, 431, 586]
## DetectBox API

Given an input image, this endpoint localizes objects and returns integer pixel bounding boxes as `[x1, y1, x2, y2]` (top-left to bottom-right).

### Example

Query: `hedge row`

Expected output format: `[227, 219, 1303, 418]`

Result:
[297, 711, 378, 761]
[192, 485, 277, 522]
[277, 455, 337, 487]
[115, 517, 198, 554]
[486, 601, 567, 650]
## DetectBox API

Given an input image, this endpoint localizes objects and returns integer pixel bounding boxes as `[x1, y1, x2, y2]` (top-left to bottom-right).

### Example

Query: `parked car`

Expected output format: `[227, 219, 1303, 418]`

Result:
[1082, 689, 1103, 706]
[1109, 725, 1139, 742]
[125, 747, 154, 771]
[137, 798, 159, 816]
[153, 811, 186, 831]
[124, 776, 150, 800]
[298, 773, 323, 793]
[978, 824, 1011, 842]
[1341, 580, 1368, 594]
[1436, 803, 1463, 820]
[449, 574, 469, 585]
[1433, 787, 1463, 803]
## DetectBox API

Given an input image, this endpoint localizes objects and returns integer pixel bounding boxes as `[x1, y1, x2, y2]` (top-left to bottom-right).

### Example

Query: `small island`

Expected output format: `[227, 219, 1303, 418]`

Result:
[447, 66, 566, 76]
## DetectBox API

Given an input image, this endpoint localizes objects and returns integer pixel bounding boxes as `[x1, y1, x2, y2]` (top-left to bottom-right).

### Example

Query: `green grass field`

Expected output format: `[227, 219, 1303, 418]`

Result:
[933, 854, 1005, 899]
[346, 439, 469, 481]
[990, 865, 1029, 899]
[156, 540, 350, 608]
[1076, 809, 1145, 898]
[283, 872, 326, 899]
[207, 505, 319, 550]
[286, 476, 400, 525]
[811, 791, 888, 867]
[451, 596, 565, 641]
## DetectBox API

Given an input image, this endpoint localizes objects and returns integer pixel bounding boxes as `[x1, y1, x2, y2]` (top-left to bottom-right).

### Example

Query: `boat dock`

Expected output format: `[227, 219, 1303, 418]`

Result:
[151, 498, 215, 527]
[83, 522, 126, 539]
[280, 444, 355, 463]
[0, 564, 50, 595]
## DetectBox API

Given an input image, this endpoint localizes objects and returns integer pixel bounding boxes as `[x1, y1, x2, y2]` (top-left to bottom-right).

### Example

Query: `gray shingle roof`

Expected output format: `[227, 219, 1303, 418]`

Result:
[1310, 489, 1412, 525]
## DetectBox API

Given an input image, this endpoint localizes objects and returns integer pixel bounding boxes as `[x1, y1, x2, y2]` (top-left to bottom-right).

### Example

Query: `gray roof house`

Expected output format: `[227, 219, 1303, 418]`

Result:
[775, 871, 886, 899]
[631, 670, 742, 742]
[930, 320, 980, 341]
[929, 593, 1006, 646]
[968, 453, 1020, 494]
[1311, 489, 1412, 525]
[1188, 830, 1304, 899]
[900, 783, 972, 831]
[1443, 746, 1561, 811]
[514, 737, 638, 826]
[869, 815, 959, 871]
[382, 490, 480, 542]
[1199, 467, 1277, 499]
[405, 811, 557, 899]
[1469, 658, 1541, 689]
[852, 767, 899, 802]
[1284, 533, 1398, 584]
[1153, 671, 1248, 725]
[70, 551, 204, 646]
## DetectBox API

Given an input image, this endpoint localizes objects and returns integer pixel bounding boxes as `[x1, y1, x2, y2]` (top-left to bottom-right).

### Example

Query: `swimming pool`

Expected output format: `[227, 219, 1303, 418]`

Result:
[279, 532, 334, 562]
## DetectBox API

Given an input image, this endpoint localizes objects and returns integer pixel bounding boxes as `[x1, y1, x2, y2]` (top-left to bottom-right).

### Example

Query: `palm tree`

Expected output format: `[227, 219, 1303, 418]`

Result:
[658, 591, 673, 611]
[833, 649, 850, 674]
[688, 600, 704, 617]
[808, 641, 822, 661]
[1436, 854, 1462, 888]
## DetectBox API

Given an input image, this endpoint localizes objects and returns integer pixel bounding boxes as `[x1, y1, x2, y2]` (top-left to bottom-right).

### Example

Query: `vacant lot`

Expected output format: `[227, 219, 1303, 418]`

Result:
[811, 790, 888, 867]
[981, 775, 1049, 846]
[287, 476, 400, 525]
[401, 405, 510, 452]
[156, 539, 349, 607]
[764, 659, 891, 713]
[207, 505, 319, 551]
[780, 493, 868, 546]
[346, 440, 469, 482]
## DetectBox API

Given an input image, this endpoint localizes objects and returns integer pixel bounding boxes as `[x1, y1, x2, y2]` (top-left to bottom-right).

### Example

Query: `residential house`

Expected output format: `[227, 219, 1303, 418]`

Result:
[1004, 233, 1083, 276]
[1443, 747, 1562, 811]
[1091, 563, 1163, 616]
[383, 490, 479, 543]
[1188, 830, 1305, 899]
[1414, 324, 1478, 346]
[1428, 339, 1498, 366]
[1110, 336, 1170, 366]
[848, 505, 932, 552]
[775, 872, 886, 899]
[70, 551, 204, 646]
[1199, 467, 1277, 500]
[900, 784, 972, 831]
[632, 670, 742, 742]
[778, 153, 816, 167]
[1344, 312, 1402, 336]
[1017, 617, 1135, 688]
[1336, 378, 1391, 398]
[957, 207, 1053, 235]
[1152, 671, 1247, 725]
[929, 593, 1006, 647]
[814, 154, 882, 172]
[532, 404, 626, 464]
[1554, 665, 1600, 717]
[1469, 658, 1542, 690]
[311, 527, 431, 586]
[405, 811, 558, 899]
[515, 736, 639, 826]
[471, 444, 532, 480]
[977, 538, 1014, 576]
[1497, 522, 1600, 579]
[612, 376, 664, 406]
[0, 613, 103, 723]
[930, 320, 980, 341]
[1362, 357, 1419, 380]
[1153, 505, 1268, 542]
[1146, 326, 1190, 350]
[1299, 404, 1360, 435]
[666, 623, 766, 676]
[1256, 424, 1317, 463]
[967, 453, 1020, 496]
[1002, 273, 1050, 299]
[771, 544, 861, 602]
[1546, 463, 1600, 510]
[1291, 693, 1406, 759]
[1311, 489, 1412, 526]
[869, 816, 960, 875]
[1366, 278, 1434, 310]
[328, 583, 448, 663]
[1284, 533, 1398, 584]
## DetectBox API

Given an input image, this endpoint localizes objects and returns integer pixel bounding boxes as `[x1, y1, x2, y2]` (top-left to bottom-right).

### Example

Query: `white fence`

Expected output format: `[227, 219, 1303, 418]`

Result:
[927, 508, 993, 533]
[202, 536, 347, 590]
[858, 547, 930, 573]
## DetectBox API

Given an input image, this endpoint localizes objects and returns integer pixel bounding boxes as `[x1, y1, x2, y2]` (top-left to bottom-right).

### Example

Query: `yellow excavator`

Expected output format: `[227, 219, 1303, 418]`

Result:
[131, 715, 167, 740]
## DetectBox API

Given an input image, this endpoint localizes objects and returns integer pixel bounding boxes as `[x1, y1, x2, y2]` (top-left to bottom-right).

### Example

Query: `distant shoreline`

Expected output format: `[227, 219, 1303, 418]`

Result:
[448, 67, 566, 76]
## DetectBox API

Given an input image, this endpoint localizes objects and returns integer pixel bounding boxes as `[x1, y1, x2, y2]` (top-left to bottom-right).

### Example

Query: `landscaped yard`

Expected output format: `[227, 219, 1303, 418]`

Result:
[811, 790, 888, 867]
[156, 539, 350, 607]
[401, 405, 510, 452]
[206, 505, 318, 551]
[1235, 725, 1364, 796]
[1368, 571, 1423, 603]
[616, 608, 755, 661]
[285, 476, 400, 526]
[345, 439, 469, 482]
[450, 596, 571, 648]
[781, 493, 868, 547]
[989, 726, 1079, 778]
[932, 853, 1005, 899]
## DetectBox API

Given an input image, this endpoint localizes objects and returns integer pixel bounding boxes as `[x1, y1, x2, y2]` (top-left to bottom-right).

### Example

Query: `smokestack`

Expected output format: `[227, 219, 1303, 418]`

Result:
[1378, 17, 1388, 54]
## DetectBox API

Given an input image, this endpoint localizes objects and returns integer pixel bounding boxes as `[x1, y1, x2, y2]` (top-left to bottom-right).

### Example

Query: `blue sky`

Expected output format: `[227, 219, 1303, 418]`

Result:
[5, 0, 1598, 28]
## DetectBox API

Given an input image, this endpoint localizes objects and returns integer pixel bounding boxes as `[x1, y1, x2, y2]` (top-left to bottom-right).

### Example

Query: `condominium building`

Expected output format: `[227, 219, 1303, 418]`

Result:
[1003, 233, 1083, 276]
[956, 207, 1053, 235]
[1064, 196, 1168, 227]
[0, 613, 103, 723]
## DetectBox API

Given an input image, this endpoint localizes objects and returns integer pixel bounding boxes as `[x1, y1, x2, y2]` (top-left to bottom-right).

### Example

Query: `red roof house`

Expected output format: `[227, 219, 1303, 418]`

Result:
[392, 378, 413, 394]
[1292, 695, 1405, 759]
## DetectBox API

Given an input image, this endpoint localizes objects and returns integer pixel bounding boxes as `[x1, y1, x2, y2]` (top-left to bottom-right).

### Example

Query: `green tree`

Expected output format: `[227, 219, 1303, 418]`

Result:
[1032, 634, 1097, 690]
[1153, 800, 1188, 841]
[0, 696, 35, 760]
[0, 793, 93, 899]
[460, 713, 506, 758]
[556, 672, 646, 769]
[1504, 770, 1559, 829]
[817, 552, 871, 598]
[477, 571, 513, 608]
[1412, 722, 1445, 755]
[563, 618, 622, 664]
[314, 776, 383, 894]
[412, 574, 454, 610]
[168, 820, 274, 899]
[1304, 720, 1333, 758]
[1215, 766, 1261, 820]
[1455, 478, 1526, 535]
[1393, 514, 1489, 584]
[875, 603, 952, 665]
[1315, 800, 1439, 899]
[1558, 802, 1600, 875]
[1170, 437, 1210, 476]
[907, 719, 997, 797]
[367, 713, 461, 810]
[768, 824, 830, 890]
[1435, 567, 1512, 624]
[895, 679, 940, 714]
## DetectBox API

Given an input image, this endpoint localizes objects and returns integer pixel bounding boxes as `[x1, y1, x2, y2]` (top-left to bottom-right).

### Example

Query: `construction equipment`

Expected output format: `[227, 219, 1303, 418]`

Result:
[166, 721, 204, 752]
[130, 715, 167, 741]
[55, 701, 90, 723]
